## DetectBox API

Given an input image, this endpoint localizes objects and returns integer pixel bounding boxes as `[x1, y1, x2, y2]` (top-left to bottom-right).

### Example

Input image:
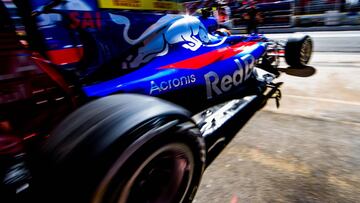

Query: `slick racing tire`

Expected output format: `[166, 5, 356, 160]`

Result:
[41, 94, 205, 203]
[285, 34, 313, 68]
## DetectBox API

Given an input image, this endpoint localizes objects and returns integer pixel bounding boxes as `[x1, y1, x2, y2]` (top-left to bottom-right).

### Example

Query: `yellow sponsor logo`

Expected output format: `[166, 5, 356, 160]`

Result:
[98, 0, 182, 11]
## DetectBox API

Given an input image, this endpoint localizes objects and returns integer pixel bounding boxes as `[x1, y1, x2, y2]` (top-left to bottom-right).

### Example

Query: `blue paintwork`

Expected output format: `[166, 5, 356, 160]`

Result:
[198, 16, 218, 33]
[83, 41, 267, 97]
[28, 0, 271, 102]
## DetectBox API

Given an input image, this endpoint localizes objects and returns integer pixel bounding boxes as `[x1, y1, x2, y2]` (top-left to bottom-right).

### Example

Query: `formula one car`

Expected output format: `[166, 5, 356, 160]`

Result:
[0, 1, 312, 203]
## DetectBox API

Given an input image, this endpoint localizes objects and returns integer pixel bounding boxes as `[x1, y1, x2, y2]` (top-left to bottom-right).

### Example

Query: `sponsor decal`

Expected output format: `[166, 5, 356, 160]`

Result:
[36, 12, 101, 30]
[35, 0, 94, 29]
[205, 54, 255, 99]
[68, 12, 102, 30]
[150, 74, 196, 95]
[98, 0, 182, 11]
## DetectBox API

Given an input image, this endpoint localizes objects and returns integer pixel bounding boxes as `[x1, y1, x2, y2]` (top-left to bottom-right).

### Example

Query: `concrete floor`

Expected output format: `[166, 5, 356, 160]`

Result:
[194, 31, 360, 203]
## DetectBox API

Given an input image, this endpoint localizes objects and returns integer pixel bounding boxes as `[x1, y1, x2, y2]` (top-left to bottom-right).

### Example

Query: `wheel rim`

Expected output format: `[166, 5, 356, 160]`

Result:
[300, 38, 312, 65]
[95, 143, 195, 203]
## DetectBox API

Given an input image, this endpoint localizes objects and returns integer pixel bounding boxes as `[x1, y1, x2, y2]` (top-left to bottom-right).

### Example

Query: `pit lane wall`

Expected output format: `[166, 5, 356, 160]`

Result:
[292, 0, 360, 26]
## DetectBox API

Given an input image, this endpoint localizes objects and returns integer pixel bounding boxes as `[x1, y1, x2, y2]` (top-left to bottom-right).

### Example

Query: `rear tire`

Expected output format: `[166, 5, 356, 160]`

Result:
[41, 94, 205, 203]
[285, 34, 313, 68]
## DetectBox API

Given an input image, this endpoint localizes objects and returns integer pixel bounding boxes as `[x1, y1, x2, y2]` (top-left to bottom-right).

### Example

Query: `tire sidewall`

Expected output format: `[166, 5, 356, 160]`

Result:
[41, 95, 205, 203]
[285, 34, 313, 68]
[94, 118, 204, 203]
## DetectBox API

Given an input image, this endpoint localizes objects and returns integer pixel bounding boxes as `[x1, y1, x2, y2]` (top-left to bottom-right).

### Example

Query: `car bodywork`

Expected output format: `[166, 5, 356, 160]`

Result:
[0, 0, 303, 202]
[25, 0, 278, 111]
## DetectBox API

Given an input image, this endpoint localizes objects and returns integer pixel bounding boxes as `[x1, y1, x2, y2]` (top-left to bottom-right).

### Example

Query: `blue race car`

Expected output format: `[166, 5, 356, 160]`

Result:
[0, 1, 312, 203]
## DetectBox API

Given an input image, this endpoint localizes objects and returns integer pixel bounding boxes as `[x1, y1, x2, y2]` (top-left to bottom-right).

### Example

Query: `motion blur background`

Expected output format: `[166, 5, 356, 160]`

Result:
[183, 0, 360, 29]
[2, 0, 359, 202]
[186, 1, 360, 203]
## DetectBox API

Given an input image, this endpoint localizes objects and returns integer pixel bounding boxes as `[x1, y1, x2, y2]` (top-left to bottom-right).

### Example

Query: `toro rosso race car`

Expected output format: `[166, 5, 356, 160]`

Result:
[0, 0, 313, 203]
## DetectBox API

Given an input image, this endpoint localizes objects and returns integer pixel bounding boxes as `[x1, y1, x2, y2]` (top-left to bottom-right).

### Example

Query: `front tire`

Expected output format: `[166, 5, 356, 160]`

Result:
[285, 34, 313, 68]
[41, 94, 205, 203]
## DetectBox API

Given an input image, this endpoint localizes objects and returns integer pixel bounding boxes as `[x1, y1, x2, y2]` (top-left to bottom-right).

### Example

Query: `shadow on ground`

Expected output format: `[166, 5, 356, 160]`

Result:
[278, 66, 316, 77]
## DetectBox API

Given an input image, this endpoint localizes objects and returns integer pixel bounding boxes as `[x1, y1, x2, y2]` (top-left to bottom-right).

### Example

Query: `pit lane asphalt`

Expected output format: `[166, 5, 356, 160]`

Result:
[194, 31, 360, 203]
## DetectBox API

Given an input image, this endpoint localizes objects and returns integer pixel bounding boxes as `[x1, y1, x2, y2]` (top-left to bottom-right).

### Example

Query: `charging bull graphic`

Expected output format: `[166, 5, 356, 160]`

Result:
[32, 0, 226, 70]
[110, 14, 217, 69]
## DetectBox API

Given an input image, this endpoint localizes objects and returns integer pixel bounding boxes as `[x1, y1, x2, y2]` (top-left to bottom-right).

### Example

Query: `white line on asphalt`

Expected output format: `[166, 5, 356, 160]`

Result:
[287, 95, 360, 106]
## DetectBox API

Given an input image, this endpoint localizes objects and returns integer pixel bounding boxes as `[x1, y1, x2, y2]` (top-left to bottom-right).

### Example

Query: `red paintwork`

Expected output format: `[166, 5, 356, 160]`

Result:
[45, 47, 83, 65]
[160, 42, 257, 70]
